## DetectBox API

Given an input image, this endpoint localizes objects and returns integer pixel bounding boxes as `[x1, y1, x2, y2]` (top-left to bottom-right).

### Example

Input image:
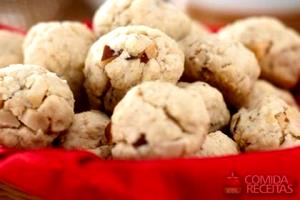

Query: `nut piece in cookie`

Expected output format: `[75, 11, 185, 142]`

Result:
[0, 64, 75, 148]
[245, 80, 297, 108]
[93, 0, 192, 40]
[178, 81, 230, 132]
[184, 35, 260, 108]
[23, 22, 95, 99]
[111, 81, 210, 159]
[231, 96, 300, 152]
[84, 25, 184, 113]
[193, 131, 239, 157]
[219, 17, 300, 89]
[0, 30, 24, 68]
[60, 110, 111, 158]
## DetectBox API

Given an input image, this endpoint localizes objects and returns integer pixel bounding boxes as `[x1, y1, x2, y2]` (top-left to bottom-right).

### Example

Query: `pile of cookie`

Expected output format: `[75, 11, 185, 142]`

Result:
[0, 0, 300, 160]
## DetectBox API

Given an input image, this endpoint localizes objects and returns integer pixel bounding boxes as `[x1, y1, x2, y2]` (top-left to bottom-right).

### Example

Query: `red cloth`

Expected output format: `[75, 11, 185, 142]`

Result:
[0, 147, 299, 200]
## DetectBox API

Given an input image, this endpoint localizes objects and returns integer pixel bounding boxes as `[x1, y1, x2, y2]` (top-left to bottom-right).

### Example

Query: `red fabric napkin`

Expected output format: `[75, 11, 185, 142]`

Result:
[0, 147, 299, 200]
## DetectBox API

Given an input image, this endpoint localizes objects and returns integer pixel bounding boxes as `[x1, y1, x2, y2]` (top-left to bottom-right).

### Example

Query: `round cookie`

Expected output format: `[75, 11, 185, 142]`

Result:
[111, 81, 210, 160]
[184, 35, 260, 108]
[93, 0, 191, 40]
[178, 81, 230, 132]
[60, 110, 111, 158]
[84, 25, 184, 113]
[245, 80, 297, 108]
[231, 96, 300, 152]
[219, 17, 300, 89]
[0, 64, 74, 149]
[23, 21, 95, 98]
[194, 131, 239, 157]
[0, 30, 24, 68]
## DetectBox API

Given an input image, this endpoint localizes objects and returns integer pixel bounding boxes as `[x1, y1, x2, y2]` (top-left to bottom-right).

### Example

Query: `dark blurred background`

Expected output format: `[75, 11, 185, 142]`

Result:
[0, 0, 300, 31]
[0, 0, 103, 29]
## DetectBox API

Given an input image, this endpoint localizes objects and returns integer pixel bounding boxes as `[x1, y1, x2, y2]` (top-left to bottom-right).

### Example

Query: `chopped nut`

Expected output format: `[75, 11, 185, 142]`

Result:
[101, 45, 115, 61]
[100, 45, 122, 65]
[3, 96, 26, 117]
[20, 109, 49, 131]
[107, 44, 157, 64]
[125, 44, 157, 64]
[25, 77, 48, 108]
[0, 110, 20, 128]
[133, 134, 148, 147]
[140, 52, 149, 64]
[125, 52, 149, 64]
[38, 95, 73, 132]
[145, 43, 158, 60]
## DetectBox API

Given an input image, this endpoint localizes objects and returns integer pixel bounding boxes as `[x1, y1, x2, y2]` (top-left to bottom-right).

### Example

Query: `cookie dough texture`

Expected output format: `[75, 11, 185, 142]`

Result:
[194, 131, 239, 157]
[219, 17, 300, 89]
[178, 82, 230, 132]
[84, 25, 184, 112]
[231, 96, 300, 152]
[0, 30, 24, 68]
[245, 80, 297, 108]
[111, 81, 210, 159]
[93, 0, 191, 40]
[179, 22, 210, 53]
[60, 111, 111, 158]
[184, 35, 260, 108]
[0, 64, 74, 148]
[23, 22, 95, 97]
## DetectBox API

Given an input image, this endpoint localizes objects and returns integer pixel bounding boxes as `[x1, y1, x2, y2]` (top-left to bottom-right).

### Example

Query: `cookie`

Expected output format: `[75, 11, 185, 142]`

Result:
[231, 96, 300, 152]
[219, 17, 300, 89]
[60, 110, 111, 158]
[245, 80, 297, 108]
[193, 131, 239, 157]
[0, 64, 74, 148]
[184, 35, 260, 108]
[179, 21, 210, 53]
[84, 25, 184, 113]
[23, 22, 95, 98]
[0, 30, 24, 68]
[178, 81, 230, 132]
[111, 81, 210, 159]
[93, 0, 191, 40]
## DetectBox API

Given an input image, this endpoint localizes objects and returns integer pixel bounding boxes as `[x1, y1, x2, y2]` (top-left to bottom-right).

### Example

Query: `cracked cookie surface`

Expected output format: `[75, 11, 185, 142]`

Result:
[111, 81, 210, 159]
[219, 17, 300, 89]
[84, 25, 184, 112]
[0, 64, 74, 148]
[0, 30, 24, 68]
[60, 110, 111, 158]
[178, 81, 230, 132]
[93, 0, 191, 40]
[184, 35, 260, 108]
[193, 131, 239, 157]
[23, 22, 95, 98]
[231, 96, 300, 152]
